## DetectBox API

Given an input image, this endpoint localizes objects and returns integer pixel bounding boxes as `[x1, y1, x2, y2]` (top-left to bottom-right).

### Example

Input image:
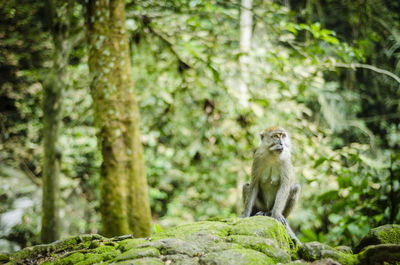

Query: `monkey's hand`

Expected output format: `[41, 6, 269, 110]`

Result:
[271, 212, 288, 227]
[271, 213, 302, 246]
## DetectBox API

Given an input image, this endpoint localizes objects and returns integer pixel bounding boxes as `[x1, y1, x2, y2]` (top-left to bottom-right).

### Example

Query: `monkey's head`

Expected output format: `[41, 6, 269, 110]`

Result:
[260, 126, 291, 158]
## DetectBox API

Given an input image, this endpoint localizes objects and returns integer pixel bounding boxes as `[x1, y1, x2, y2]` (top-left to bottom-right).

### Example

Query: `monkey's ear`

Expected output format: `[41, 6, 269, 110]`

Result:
[260, 132, 264, 140]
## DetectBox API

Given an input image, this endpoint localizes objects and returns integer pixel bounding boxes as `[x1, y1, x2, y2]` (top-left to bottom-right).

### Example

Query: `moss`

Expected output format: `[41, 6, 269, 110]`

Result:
[54, 252, 85, 265]
[90, 245, 117, 254]
[91, 245, 120, 261]
[10, 244, 53, 262]
[228, 216, 292, 251]
[150, 220, 230, 240]
[164, 254, 200, 265]
[56, 235, 103, 252]
[75, 253, 103, 265]
[117, 238, 149, 252]
[9, 235, 105, 265]
[357, 244, 400, 264]
[74, 241, 92, 250]
[127, 257, 164, 265]
[115, 247, 160, 261]
[374, 224, 400, 243]
[205, 242, 243, 253]
[207, 217, 229, 222]
[226, 235, 290, 263]
[41, 260, 54, 265]
[200, 248, 277, 264]
[184, 231, 223, 247]
[279, 260, 310, 265]
[335, 246, 353, 254]
[299, 242, 359, 265]
[0, 253, 10, 263]
[354, 224, 400, 253]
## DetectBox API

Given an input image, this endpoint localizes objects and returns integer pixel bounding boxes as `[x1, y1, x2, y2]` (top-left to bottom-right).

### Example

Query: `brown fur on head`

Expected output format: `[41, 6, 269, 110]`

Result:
[260, 126, 287, 140]
[265, 126, 284, 132]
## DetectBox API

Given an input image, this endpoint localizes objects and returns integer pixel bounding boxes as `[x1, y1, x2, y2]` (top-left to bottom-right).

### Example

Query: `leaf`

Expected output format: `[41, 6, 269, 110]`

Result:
[314, 157, 327, 168]
[328, 213, 342, 224]
[338, 175, 352, 188]
[154, 224, 163, 234]
[286, 23, 298, 34]
[346, 223, 363, 237]
[317, 190, 338, 201]
[302, 229, 318, 241]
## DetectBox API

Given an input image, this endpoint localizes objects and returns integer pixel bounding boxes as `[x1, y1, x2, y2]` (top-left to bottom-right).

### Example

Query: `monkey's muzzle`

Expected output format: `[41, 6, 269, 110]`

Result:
[270, 145, 284, 152]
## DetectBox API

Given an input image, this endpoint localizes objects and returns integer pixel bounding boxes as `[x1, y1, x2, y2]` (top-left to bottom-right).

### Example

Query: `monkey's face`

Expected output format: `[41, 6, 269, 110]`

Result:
[260, 128, 291, 157]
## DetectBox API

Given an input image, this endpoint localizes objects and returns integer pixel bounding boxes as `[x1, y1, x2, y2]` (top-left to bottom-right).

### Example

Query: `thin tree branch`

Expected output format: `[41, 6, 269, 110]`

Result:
[21, 160, 42, 186]
[143, 17, 192, 70]
[334, 63, 400, 84]
[354, 113, 400, 123]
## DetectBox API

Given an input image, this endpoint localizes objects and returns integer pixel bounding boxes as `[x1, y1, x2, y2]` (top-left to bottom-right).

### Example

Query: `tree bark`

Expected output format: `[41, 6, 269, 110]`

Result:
[87, 0, 152, 237]
[41, 0, 73, 243]
[239, 0, 252, 107]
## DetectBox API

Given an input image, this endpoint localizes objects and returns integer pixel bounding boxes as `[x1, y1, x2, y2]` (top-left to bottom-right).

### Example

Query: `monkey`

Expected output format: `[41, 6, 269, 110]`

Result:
[241, 126, 301, 245]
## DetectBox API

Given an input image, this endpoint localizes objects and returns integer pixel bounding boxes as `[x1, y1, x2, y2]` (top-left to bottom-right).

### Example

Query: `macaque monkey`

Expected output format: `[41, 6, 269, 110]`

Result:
[241, 126, 301, 245]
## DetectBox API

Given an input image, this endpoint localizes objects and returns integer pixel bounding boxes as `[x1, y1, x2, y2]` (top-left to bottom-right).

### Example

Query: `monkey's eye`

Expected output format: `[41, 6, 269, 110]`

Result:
[272, 134, 279, 139]
[282, 134, 286, 138]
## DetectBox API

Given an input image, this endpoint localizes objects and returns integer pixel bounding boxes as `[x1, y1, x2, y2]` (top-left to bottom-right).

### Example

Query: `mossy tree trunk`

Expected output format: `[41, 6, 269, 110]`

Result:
[41, 0, 74, 243]
[86, 0, 152, 237]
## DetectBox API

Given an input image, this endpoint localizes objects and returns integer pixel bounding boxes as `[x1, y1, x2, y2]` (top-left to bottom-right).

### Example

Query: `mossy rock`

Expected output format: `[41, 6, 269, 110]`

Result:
[298, 242, 358, 265]
[163, 254, 200, 265]
[115, 247, 160, 261]
[199, 248, 277, 265]
[354, 224, 400, 253]
[3, 217, 297, 265]
[226, 235, 291, 263]
[357, 244, 400, 265]
[149, 220, 230, 240]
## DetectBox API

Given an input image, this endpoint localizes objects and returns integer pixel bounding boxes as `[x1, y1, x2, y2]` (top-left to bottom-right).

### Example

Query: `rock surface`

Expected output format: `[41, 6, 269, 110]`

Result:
[1, 217, 400, 265]
[353, 224, 400, 253]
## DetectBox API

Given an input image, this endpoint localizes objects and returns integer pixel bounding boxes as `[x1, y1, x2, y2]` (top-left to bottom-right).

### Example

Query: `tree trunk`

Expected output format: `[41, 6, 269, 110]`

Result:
[87, 0, 152, 237]
[41, 0, 73, 243]
[239, 0, 252, 107]
[41, 75, 62, 243]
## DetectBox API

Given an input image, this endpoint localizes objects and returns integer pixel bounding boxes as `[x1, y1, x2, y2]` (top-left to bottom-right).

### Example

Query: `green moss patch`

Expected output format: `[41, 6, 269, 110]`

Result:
[228, 216, 292, 251]
[55, 252, 85, 265]
[200, 248, 276, 265]
[354, 224, 400, 253]
[150, 220, 230, 240]
[118, 238, 149, 252]
[226, 235, 290, 263]
[163, 254, 200, 265]
[115, 246, 160, 261]
[357, 244, 400, 264]
[299, 242, 359, 265]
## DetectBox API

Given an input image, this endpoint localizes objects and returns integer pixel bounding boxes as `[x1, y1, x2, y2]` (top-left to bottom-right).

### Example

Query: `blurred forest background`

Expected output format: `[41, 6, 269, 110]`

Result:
[1, 0, 399, 253]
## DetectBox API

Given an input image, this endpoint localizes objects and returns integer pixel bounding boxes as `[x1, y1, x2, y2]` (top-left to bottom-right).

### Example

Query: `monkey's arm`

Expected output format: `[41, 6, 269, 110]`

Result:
[271, 177, 290, 221]
[241, 181, 258, 217]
